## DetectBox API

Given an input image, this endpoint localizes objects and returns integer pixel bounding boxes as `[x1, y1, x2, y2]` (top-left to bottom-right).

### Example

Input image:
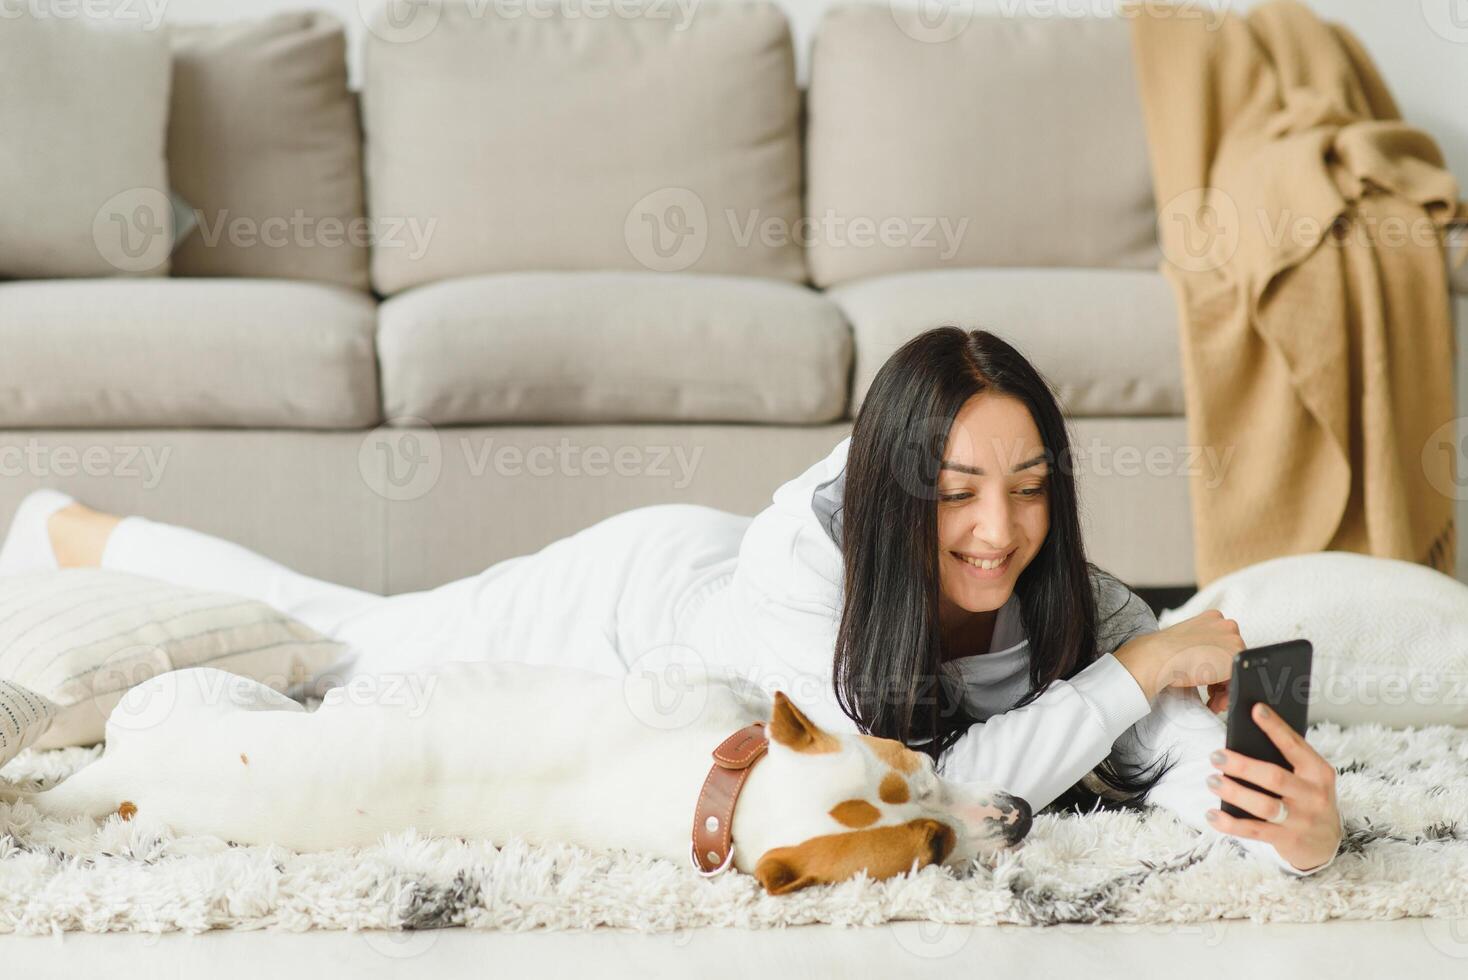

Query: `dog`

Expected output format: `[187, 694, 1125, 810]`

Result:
[28, 661, 1032, 894]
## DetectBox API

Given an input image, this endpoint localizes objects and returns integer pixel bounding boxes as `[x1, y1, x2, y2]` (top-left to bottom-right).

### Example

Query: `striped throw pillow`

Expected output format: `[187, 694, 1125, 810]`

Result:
[0, 569, 343, 747]
[0, 678, 56, 772]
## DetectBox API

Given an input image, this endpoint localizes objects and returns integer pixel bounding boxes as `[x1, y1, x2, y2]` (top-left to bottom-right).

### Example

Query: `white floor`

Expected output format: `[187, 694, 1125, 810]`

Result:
[3, 918, 1465, 979]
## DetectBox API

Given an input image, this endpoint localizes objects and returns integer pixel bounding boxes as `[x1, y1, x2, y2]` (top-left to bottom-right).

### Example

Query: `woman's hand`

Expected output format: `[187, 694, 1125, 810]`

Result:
[1205, 702, 1343, 872]
[1113, 608, 1242, 709]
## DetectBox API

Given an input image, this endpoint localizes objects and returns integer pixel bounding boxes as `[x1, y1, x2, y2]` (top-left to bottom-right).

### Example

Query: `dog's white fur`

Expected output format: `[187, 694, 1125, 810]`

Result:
[30, 663, 1029, 883]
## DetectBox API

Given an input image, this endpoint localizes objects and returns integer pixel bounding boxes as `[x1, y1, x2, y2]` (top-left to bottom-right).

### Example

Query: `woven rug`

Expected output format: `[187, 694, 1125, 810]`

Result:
[2, 720, 1466, 935]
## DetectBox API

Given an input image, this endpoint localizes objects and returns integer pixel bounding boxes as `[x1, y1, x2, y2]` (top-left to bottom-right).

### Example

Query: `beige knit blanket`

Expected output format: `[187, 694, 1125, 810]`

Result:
[1128, 0, 1466, 588]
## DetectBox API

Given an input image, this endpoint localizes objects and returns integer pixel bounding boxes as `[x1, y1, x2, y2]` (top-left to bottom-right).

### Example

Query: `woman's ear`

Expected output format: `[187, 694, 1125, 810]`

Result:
[767, 691, 840, 754]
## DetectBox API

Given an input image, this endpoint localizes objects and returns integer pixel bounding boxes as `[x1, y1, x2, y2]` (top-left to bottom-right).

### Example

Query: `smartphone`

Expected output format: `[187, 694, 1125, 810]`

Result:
[1221, 638, 1313, 820]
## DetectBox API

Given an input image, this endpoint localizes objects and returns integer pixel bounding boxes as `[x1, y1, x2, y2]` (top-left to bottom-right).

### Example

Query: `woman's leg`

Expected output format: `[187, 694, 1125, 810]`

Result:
[92, 510, 386, 640]
[63, 502, 503, 681]
[3, 492, 427, 684]
[4, 491, 371, 627]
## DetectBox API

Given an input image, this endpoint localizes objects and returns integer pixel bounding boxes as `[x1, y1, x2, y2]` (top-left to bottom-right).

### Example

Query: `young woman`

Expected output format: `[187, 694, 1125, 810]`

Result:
[0, 328, 1343, 875]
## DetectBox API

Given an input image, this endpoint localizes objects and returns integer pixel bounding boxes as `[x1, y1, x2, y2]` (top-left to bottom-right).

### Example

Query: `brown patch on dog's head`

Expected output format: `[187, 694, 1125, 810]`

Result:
[768, 692, 840, 755]
[117, 801, 137, 821]
[828, 799, 881, 828]
[240, 753, 249, 766]
[753, 819, 957, 894]
[858, 735, 924, 774]
[878, 771, 910, 805]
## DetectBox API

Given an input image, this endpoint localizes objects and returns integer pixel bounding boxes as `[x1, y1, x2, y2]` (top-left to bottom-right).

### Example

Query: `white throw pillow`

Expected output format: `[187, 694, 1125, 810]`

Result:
[0, 14, 173, 277]
[0, 570, 344, 748]
[0, 678, 56, 772]
[1158, 551, 1468, 728]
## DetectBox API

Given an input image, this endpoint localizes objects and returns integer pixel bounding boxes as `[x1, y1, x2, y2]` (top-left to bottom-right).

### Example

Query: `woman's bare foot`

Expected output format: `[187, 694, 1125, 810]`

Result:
[48, 504, 122, 569]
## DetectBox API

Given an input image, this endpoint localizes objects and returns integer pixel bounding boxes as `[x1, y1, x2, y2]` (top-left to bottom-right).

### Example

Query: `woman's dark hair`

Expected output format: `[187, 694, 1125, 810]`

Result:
[831, 326, 1174, 814]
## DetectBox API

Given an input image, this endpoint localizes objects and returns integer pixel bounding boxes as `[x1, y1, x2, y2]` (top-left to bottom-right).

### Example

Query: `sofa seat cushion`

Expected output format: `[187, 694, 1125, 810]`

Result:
[378, 272, 851, 425]
[0, 279, 379, 428]
[829, 268, 1183, 417]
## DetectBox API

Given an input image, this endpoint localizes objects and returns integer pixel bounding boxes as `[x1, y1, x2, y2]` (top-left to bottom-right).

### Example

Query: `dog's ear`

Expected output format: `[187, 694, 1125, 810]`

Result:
[754, 820, 958, 895]
[767, 691, 840, 754]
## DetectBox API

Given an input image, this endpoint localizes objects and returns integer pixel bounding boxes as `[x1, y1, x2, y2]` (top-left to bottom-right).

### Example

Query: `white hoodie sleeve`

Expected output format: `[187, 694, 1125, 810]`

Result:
[934, 651, 1155, 804]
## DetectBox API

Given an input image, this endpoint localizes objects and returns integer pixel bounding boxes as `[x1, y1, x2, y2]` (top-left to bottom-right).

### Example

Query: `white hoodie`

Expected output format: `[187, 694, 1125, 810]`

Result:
[683, 436, 1338, 877]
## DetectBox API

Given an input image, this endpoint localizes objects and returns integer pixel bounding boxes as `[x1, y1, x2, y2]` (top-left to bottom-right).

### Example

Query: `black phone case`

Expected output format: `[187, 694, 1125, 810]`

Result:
[1221, 639, 1313, 820]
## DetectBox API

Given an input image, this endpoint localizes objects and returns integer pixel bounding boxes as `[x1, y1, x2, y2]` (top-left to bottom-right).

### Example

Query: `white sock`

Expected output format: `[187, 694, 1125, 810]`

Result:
[0, 490, 76, 577]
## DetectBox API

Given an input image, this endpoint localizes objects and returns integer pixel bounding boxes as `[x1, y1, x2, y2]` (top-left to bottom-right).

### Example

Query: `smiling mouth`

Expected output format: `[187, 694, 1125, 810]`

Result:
[951, 549, 1015, 574]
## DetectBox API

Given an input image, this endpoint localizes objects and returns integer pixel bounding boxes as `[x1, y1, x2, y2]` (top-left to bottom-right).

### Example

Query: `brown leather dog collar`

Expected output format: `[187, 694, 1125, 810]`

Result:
[690, 721, 768, 876]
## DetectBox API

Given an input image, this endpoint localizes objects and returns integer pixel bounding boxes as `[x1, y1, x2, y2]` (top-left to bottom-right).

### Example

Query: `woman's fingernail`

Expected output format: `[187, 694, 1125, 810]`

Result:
[1206, 810, 1219, 822]
[1254, 703, 1271, 719]
[1206, 774, 1221, 789]
[1210, 750, 1226, 765]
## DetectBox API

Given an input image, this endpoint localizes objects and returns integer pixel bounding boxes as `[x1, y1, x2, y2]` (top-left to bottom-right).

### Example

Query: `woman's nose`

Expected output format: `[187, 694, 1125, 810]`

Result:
[969, 495, 1014, 548]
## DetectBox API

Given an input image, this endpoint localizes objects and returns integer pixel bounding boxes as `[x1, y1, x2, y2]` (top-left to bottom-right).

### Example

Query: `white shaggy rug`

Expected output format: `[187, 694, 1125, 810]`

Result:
[2, 720, 1467, 936]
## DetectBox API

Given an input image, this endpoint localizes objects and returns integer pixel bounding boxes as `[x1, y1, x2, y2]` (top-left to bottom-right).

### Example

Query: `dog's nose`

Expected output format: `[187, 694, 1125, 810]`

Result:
[998, 793, 1032, 844]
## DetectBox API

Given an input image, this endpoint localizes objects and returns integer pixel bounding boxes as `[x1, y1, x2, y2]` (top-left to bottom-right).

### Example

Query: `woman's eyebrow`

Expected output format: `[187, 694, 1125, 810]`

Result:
[940, 454, 1049, 476]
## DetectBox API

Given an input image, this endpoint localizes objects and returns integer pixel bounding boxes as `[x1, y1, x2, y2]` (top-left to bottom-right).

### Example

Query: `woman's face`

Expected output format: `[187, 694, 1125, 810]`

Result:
[934, 392, 1051, 616]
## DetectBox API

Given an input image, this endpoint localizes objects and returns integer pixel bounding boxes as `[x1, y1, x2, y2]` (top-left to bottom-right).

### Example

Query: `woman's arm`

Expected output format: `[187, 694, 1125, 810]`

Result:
[934, 651, 1154, 806]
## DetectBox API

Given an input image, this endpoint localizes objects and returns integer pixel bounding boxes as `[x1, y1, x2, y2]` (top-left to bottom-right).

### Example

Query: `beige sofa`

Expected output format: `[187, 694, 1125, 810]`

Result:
[2, 4, 1465, 595]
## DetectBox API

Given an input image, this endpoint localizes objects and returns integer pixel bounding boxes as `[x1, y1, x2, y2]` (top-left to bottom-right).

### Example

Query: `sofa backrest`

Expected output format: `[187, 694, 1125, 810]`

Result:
[805, 6, 1161, 288]
[361, 0, 807, 296]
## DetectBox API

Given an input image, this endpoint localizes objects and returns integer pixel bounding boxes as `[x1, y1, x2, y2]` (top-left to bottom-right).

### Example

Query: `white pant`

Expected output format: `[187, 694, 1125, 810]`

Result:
[99, 505, 750, 687]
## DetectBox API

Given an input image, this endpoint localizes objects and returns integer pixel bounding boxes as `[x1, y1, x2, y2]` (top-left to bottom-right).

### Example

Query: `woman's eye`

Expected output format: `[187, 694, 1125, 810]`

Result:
[1016, 487, 1045, 497]
[939, 492, 971, 502]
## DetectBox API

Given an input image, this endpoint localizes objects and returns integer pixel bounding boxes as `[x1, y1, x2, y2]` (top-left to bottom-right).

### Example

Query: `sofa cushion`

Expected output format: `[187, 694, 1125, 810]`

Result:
[806, 9, 1159, 288]
[362, 0, 805, 295]
[0, 16, 173, 278]
[168, 12, 369, 291]
[378, 272, 851, 424]
[0, 279, 379, 428]
[829, 269, 1182, 417]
